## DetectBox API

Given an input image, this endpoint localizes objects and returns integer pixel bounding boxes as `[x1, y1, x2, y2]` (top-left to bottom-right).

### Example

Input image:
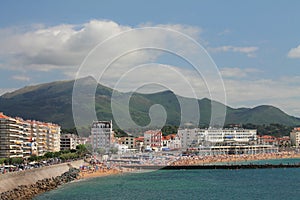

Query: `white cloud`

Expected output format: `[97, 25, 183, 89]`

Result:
[11, 75, 30, 81]
[220, 67, 262, 78]
[287, 45, 300, 58]
[0, 20, 202, 77]
[222, 76, 300, 116]
[1, 19, 300, 117]
[208, 45, 258, 57]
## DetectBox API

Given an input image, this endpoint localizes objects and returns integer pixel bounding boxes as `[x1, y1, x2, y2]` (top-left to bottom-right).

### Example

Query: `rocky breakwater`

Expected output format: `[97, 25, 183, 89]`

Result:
[0, 167, 80, 200]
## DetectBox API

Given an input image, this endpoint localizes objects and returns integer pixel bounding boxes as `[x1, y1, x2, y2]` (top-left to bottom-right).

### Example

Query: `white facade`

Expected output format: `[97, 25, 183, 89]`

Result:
[143, 130, 162, 149]
[162, 134, 181, 150]
[177, 128, 199, 149]
[91, 121, 113, 153]
[290, 128, 300, 147]
[178, 128, 257, 149]
[60, 134, 78, 150]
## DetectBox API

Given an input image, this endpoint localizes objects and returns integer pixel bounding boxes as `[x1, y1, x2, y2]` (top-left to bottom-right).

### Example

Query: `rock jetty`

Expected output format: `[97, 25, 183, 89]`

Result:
[0, 167, 80, 200]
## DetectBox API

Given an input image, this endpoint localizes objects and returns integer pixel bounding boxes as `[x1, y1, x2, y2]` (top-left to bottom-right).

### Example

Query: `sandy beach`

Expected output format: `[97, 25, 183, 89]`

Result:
[78, 162, 137, 180]
[171, 151, 300, 166]
[79, 168, 121, 179]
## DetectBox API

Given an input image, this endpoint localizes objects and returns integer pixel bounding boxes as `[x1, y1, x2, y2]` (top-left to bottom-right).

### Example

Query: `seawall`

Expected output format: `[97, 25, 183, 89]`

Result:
[0, 159, 84, 193]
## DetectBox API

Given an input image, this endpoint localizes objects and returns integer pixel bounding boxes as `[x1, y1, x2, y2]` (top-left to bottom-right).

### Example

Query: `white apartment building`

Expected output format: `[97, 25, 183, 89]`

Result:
[60, 134, 78, 150]
[0, 112, 61, 158]
[162, 134, 181, 150]
[177, 128, 199, 149]
[47, 124, 61, 152]
[0, 113, 23, 158]
[290, 127, 300, 147]
[119, 136, 135, 149]
[91, 121, 113, 153]
[144, 130, 162, 150]
[178, 128, 257, 149]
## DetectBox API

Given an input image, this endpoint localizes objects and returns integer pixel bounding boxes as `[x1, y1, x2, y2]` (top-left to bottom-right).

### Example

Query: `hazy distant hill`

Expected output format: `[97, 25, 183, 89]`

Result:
[1, 76, 300, 129]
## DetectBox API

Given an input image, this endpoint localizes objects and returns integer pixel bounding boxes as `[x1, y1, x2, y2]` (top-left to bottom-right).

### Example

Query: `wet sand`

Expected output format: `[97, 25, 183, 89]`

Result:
[78, 164, 136, 180]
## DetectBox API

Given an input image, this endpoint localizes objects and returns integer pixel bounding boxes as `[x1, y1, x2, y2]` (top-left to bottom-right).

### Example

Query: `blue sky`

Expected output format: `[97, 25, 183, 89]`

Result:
[0, 0, 300, 116]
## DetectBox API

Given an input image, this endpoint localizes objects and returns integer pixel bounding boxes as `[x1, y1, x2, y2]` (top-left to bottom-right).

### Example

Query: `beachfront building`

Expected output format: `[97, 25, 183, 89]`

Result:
[0, 112, 61, 158]
[290, 127, 300, 147]
[178, 128, 278, 155]
[91, 121, 113, 154]
[119, 136, 135, 149]
[21, 119, 32, 158]
[257, 135, 278, 146]
[177, 128, 199, 149]
[0, 113, 23, 158]
[277, 136, 291, 148]
[47, 123, 61, 152]
[144, 130, 162, 151]
[29, 120, 38, 156]
[134, 136, 144, 152]
[60, 134, 78, 150]
[36, 122, 48, 156]
[162, 134, 181, 150]
[178, 128, 257, 149]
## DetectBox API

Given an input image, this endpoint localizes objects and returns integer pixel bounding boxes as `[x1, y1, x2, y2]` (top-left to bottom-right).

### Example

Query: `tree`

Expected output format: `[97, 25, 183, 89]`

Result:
[44, 152, 54, 158]
[114, 128, 128, 137]
[76, 144, 89, 157]
[85, 143, 93, 153]
[97, 148, 106, 155]
[28, 155, 38, 162]
[110, 147, 118, 154]
[10, 157, 23, 164]
[0, 158, 6, 164]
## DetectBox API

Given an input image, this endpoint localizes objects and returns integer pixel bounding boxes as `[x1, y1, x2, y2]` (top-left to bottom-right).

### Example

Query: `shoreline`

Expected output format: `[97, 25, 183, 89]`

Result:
[1, 152, 300, 199]
[171, 151, 300, 166]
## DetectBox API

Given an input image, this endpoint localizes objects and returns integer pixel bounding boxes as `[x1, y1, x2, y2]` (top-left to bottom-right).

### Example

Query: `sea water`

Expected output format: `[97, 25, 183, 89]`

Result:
[34, 159, 300, 200]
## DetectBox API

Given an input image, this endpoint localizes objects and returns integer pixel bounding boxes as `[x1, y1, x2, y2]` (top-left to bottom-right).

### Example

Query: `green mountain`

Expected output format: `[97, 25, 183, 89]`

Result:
[1, 76, 300, 129]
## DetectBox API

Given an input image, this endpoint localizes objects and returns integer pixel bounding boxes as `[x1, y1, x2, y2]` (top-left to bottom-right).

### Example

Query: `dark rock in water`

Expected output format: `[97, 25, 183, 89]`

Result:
[0, 168, 80, 200]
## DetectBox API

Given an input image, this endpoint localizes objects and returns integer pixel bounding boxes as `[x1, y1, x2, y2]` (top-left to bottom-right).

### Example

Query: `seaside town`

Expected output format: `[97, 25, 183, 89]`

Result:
[1, 111, 300, 172]
[1, 111, 300, 198]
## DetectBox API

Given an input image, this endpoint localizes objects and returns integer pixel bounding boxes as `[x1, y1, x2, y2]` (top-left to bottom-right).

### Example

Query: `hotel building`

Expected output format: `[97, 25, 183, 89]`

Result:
[178, 128, 277, 155]
[91, 121, 113, 154]
[144, 130, 162, 151]
[290, 127, 300, 147]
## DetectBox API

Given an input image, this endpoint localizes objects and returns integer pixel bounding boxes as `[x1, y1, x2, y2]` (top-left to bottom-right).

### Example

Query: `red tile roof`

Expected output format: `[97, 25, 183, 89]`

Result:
[0, 112, 10, 119]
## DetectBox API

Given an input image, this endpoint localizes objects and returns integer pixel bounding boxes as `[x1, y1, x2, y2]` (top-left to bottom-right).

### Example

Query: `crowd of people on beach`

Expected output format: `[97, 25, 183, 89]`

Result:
[171, 151, 300, 166]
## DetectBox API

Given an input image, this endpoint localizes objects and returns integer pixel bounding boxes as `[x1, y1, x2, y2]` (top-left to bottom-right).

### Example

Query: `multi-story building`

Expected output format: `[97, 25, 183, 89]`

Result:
[119, 136, 135, 149]
[178, 128, 257, 149]
[257, 135, 278, 146]
[177, 128, 199, 149]
[36, 122, 48, 156]
[0, 112, 61, 158]
[0, 113, 23, 158]
[91, 121, 113, 153]
[21, 119, 32, 158]
[144, 130, 162, 150]
[162, 134, 181, 150]
[134, 136, 144, 152]
[290, 127, 300, 147]
[47, 123, 61, 152]
[60, 134, 78, 150]
[29, 120, 38, 156]
[178, 128, 279, 155]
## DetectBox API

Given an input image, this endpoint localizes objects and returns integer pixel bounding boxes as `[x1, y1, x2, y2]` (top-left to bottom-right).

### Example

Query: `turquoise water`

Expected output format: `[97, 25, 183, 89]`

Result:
[35, 166, 300, 200]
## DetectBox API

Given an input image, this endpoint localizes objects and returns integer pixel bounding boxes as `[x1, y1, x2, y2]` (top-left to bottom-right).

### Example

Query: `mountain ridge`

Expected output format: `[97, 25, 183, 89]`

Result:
[0, 76, 299, 129]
